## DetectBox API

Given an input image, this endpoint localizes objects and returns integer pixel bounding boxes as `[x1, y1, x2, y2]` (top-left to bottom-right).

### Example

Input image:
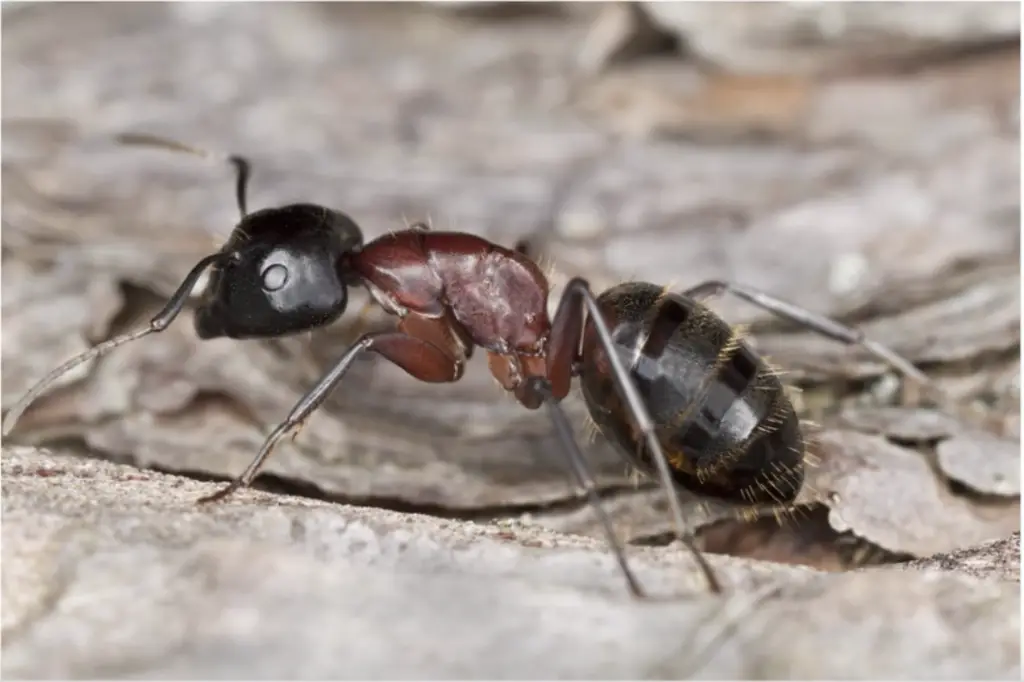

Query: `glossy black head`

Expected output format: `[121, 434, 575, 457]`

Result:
[195, 203, 364, 340]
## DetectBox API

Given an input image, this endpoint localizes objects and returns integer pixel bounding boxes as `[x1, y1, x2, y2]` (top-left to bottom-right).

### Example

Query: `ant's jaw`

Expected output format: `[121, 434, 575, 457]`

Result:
[193, 304, 226, 340]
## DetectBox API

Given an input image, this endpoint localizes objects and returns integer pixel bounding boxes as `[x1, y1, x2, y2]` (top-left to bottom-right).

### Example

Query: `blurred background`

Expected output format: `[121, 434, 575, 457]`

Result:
[2, 2, 1019, 570]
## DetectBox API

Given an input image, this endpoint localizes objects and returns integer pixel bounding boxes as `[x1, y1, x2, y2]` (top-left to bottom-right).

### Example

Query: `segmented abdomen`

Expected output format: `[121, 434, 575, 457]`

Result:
[578, 282, 804, 505]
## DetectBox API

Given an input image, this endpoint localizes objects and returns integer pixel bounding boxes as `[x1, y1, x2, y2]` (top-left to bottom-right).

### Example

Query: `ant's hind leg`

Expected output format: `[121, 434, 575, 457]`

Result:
[681, 280, 1002, 432]
[681, 280, 930, 385]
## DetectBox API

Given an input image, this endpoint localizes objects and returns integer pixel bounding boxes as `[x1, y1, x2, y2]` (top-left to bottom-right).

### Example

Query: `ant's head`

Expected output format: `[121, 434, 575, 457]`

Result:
[1, 137, 375, 439]
[194, 203, 365, 340]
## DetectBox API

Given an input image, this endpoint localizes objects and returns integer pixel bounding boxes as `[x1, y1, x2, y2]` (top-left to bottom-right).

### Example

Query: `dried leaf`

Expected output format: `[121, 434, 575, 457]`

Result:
[937, 434, 1021, 497]
[841, 406, 977, 441]
[532, 427, 1020, 565]
[805, 430, 1018, 556]
[839, 406, 1020, 497]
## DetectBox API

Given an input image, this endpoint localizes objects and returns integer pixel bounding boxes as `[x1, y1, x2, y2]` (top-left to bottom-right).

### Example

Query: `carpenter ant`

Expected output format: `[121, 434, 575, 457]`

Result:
[2, 133, 967, 599]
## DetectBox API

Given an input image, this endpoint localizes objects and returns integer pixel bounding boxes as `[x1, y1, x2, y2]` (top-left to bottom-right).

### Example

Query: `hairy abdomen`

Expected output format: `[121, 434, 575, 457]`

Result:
[579, 282, 805, 505]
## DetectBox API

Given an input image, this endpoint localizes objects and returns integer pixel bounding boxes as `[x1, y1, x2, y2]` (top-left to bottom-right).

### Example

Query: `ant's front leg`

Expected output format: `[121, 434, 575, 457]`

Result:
[2, 253, 224, 438]
[198, 323, 465, 504]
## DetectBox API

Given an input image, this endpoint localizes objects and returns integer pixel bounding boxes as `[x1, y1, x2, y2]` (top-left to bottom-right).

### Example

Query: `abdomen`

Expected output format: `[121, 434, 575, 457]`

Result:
[578, 282, 804, 505]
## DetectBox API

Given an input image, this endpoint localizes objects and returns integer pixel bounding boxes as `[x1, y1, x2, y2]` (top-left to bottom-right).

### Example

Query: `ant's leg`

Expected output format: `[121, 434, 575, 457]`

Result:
[682, 281, 930, 382]
[681, 280, 1004, 433]
[545, 277, 722, 594]
[198, 330, 463, 504]
[522, 376, 644, 597]
[115, 133, 252, 219]
[2, 253, 223, 437]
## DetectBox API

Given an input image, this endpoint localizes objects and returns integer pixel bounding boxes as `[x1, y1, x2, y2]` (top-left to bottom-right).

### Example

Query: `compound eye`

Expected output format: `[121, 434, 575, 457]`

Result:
[261, 263, 289, 292]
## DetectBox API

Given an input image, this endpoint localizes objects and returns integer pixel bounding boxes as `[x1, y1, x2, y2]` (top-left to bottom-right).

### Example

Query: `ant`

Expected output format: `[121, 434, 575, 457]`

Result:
[1, 133, 980, 599]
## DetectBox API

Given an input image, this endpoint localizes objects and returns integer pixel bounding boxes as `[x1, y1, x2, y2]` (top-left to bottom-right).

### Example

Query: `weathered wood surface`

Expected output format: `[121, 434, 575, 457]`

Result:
[2, 447, 1019, 679]
[2, 1, 1018, 575]
[2, 3, 1020, 678]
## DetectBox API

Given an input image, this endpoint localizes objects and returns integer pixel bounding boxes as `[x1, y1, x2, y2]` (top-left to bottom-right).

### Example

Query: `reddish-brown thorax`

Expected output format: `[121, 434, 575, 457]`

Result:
[350, 229, 554, 407]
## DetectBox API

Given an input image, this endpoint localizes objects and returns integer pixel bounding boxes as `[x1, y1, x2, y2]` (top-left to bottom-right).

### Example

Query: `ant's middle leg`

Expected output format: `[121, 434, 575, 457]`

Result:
[522, 375, 646, 598]
[198, 322, 466, 504]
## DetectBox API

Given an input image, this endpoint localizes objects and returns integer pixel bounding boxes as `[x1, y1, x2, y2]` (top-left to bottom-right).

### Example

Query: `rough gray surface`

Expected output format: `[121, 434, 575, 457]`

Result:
[1, 4, 1021, 677]
[2, 447, 1020, 680]
[908, 532, 1020, 583]
[2, 1, 1018, 537]
[639, 2, 1021, 76]
[526, 427, 1020, 562]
